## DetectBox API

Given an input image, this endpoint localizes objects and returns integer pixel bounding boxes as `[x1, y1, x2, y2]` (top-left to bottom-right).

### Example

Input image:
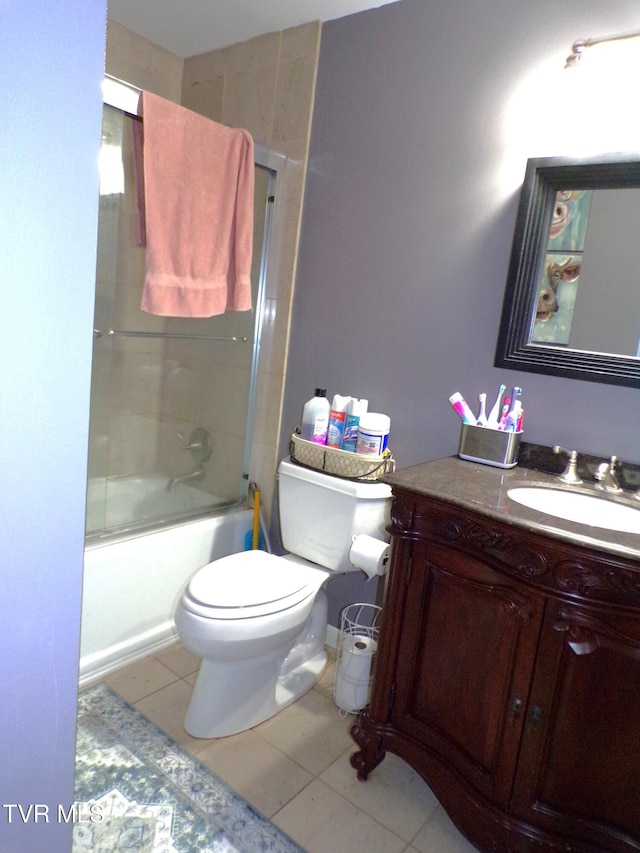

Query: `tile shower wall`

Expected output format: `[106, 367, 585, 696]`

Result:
[104, 19, 321, 520]
[182, 24, 321, 520]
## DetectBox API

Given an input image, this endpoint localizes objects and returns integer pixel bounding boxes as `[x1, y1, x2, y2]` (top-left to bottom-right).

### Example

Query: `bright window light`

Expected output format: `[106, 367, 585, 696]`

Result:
[99, 144, 125, 195]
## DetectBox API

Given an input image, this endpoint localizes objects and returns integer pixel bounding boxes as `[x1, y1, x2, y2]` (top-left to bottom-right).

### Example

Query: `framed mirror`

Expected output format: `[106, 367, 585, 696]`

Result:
[495, 153, 640, 387]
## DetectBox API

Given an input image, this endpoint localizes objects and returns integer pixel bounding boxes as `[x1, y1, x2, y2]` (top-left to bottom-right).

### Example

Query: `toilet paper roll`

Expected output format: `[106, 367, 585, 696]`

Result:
[334, 634, 378, 713]
[348, 534, 390, 579]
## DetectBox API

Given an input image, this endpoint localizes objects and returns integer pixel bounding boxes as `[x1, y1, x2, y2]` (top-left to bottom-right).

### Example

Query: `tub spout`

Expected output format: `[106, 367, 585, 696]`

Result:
[167, 465, 205, 492]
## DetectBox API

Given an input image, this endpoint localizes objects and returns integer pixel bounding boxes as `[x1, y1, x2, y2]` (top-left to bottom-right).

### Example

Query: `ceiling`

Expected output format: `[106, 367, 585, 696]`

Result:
[107, 0, 405, 58]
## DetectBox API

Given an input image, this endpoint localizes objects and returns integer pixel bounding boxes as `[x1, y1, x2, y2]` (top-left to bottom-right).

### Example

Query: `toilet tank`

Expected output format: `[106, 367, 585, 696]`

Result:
[278, 457, 392, 573]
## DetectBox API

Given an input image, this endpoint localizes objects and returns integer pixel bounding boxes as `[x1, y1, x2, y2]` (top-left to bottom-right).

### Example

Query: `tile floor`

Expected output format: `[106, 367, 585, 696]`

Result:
[101, 644, 478, 853]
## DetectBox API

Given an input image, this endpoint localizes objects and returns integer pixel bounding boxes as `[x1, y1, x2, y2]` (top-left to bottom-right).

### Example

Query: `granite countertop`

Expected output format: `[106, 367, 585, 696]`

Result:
[384, 456, 640, 562]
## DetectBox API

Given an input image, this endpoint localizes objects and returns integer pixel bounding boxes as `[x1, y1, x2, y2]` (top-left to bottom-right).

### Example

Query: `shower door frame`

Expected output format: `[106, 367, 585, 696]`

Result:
[90, 75, 286, 539]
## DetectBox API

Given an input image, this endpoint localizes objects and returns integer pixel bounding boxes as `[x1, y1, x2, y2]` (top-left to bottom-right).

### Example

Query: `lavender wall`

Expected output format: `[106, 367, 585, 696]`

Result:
[0, 2, 105, 850]
[281, 0, 640, 620]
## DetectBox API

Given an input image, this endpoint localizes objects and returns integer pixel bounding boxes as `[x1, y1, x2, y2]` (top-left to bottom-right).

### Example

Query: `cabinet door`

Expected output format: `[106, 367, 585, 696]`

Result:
[512, 599, 640, 851]
[391, 539, 545, 807]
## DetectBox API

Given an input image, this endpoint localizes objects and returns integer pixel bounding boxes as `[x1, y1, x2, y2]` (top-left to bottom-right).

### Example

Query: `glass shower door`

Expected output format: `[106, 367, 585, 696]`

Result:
[86, 104, 273, 540]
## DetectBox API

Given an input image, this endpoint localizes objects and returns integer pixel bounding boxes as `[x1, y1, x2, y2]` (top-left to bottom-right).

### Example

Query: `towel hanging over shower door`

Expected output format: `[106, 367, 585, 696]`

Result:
[135, 90, 254, 318]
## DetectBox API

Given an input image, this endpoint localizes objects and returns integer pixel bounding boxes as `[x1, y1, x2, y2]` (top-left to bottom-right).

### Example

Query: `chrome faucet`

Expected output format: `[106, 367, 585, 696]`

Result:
[594, 456, 623, 494]
[167, 427, 211, 492]
[178, 427, 212, 463]
[553, 446, 582, 484]
[167, 464, 205, 492]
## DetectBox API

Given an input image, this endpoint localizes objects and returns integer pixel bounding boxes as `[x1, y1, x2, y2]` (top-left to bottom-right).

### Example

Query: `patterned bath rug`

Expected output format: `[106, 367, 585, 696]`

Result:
[74, 682, 305, 853]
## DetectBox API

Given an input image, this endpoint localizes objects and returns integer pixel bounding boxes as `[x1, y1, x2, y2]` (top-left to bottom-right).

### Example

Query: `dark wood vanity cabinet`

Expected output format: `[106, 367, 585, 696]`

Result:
[351, 485, 640, 852]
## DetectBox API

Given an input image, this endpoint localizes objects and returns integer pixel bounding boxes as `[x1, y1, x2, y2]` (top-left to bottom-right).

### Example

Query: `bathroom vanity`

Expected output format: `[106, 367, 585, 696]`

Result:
[351, 456, 640, 852]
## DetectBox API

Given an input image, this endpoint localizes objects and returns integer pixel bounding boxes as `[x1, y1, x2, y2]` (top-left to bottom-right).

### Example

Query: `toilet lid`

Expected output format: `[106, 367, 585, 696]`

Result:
[185, 549, 314, 617]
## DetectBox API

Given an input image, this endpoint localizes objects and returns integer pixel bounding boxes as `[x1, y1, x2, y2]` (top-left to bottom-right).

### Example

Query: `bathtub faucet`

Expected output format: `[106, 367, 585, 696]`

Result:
[178, 427, 212, 463]
[167, 465, 205, 492]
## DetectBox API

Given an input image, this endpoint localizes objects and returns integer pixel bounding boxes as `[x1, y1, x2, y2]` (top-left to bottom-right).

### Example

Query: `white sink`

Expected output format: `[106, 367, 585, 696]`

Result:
[507, 487, 640, 535]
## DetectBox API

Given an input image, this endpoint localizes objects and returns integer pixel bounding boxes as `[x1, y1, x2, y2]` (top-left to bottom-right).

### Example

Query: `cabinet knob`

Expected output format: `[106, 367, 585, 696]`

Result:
[507, 696, 523, 726]
[525, 704, 543, 736]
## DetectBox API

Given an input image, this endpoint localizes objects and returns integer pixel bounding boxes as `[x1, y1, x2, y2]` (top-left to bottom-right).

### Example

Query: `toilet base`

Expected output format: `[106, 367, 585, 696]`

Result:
[275, 648, 327, 709]
[184, 590, 329, 738]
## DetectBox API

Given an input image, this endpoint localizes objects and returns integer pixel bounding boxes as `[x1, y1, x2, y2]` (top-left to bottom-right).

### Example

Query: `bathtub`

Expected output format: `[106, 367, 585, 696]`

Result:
[84, 473, 228, 535]
[80, 481, 254, 685]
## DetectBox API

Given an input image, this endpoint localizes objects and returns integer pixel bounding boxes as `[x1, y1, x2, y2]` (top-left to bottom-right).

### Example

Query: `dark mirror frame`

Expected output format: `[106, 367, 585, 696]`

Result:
[494, 153, 640, 388]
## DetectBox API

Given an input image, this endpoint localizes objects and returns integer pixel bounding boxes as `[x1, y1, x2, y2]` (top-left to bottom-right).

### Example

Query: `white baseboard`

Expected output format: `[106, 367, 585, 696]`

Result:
[325, 623, 339, 650]
[81, 622, 341, 688]
[79, 627, 178, 687]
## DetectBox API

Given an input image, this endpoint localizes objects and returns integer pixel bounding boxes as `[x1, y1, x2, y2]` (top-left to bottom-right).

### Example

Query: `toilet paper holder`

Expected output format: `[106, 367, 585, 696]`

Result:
[348, 534, 390, 579]
[333, 602, 382, 716]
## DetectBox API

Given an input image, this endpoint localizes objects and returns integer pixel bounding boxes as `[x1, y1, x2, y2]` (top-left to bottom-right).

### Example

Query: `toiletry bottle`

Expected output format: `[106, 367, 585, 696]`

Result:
[301, 389, 330, 444]
[448, 392, 477, 425]
[342, 398, 368, 452]
[327, 394, 351, 448]
[356, 413, 390, 455]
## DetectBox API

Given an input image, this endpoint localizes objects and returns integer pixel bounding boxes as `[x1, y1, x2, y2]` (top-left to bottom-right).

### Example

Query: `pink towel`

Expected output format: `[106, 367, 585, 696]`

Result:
[138, 91, 254, 317]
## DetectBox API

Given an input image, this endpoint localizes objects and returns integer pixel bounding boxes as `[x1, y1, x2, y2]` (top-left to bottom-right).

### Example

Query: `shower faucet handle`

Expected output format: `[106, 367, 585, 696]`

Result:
[180, 428, 212, 463]
[177, 429, 200, 450]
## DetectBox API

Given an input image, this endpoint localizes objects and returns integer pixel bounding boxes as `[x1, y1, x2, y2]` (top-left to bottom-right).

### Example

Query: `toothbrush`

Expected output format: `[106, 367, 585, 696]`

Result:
[487, 384, 506, 428]
[498, 398, 511, 429]
[507, 386, 522, 417]
[476, 393, 487, 427]
[504, 401, 522, 432]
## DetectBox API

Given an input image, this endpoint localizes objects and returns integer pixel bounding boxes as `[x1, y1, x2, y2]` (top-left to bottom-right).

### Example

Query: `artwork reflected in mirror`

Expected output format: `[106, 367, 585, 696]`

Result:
[495, 154, 640, 387]
[532, 189, 590, 345]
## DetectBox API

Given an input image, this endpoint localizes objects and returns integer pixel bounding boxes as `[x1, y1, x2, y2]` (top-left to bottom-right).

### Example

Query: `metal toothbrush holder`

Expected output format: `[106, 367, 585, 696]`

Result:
[458, 423, 522, 469]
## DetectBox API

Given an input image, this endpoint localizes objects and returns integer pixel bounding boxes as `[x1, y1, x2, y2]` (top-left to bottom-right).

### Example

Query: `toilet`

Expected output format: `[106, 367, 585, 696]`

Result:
[174, 457, 391, 738]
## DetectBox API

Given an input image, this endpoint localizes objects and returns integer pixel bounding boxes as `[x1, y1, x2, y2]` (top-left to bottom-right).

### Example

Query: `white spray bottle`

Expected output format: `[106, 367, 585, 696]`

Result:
[327, 394, 352, 448]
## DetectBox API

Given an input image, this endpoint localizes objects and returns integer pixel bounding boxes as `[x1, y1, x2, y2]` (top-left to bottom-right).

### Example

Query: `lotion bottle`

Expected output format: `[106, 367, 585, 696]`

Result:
[301, 388, 330, 444]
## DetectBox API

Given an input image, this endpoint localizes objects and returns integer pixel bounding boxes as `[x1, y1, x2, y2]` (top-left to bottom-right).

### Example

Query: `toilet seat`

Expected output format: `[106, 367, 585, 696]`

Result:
[183, 550, 316, 620]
